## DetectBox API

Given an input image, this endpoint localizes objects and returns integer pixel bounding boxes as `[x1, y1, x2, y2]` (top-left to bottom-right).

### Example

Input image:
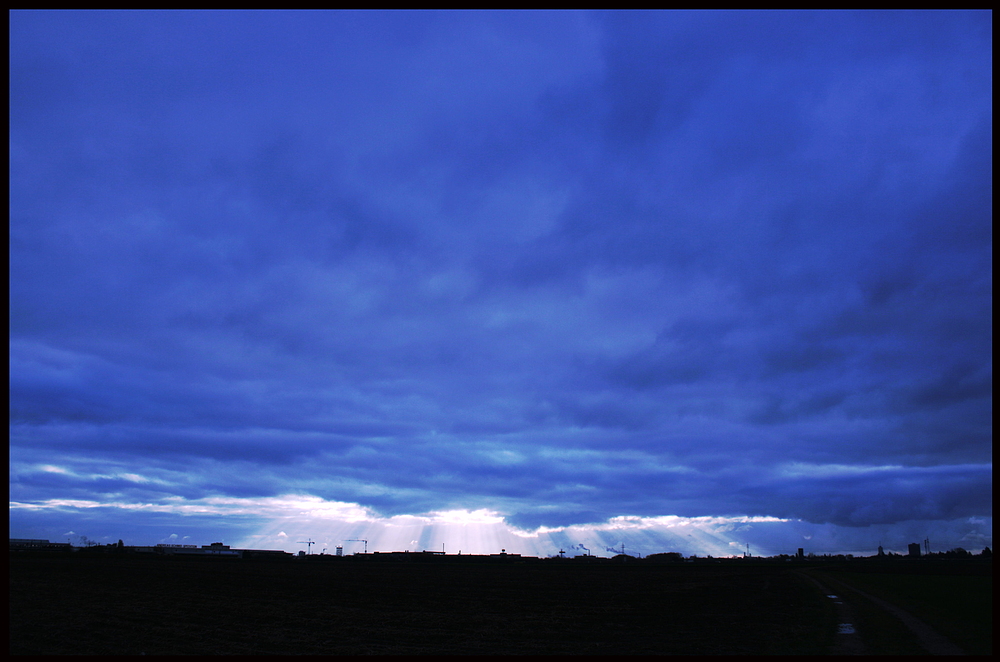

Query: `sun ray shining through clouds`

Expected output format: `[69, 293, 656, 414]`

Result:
[9, 10, 991, 556]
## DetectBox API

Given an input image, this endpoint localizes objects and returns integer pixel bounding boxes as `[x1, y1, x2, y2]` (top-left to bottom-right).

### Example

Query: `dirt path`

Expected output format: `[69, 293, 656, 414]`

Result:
[795, 571, 869, 655]
[795, 570, 966, 656]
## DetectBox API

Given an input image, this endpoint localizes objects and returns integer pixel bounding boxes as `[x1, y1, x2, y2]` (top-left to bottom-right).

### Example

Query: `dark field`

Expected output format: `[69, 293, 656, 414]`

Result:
[12, 554, 833, 655]
[816, 561, 993, 656]
[9, 554, 989, 655]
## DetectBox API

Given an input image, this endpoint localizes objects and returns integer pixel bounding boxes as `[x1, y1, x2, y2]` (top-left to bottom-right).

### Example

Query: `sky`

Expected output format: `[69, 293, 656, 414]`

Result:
[10, 10, 992, 558]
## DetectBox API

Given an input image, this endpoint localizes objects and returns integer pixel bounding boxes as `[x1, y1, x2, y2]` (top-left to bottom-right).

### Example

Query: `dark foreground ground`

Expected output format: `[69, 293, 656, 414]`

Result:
[811, 560, 992, 656]
[9, 554, 990, 655]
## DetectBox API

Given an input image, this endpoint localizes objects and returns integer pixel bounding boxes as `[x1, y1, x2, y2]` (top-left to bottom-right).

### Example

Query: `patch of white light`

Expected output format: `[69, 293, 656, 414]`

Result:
[10, 493, 797, 557]
[35, 463, 154, 484]
[523, 514, 788, 536]
[39, 464, 72, 475]
[515, 514, 793, 558]
[12, 499, 109, 511]
[778, 462, 906, 478]
[118, 473, 148, 483]
[239, 502, 526, 555]
[423, 508, 507, 525]
[10, 497, 264, 515]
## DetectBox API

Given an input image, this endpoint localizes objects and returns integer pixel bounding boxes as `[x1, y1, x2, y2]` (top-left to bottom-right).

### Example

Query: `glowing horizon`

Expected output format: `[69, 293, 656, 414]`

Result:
[10, 493, 990, 559]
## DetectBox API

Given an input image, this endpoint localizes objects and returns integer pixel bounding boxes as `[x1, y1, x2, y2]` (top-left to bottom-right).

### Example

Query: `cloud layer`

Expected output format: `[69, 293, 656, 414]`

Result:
[10, 10, 991, 554]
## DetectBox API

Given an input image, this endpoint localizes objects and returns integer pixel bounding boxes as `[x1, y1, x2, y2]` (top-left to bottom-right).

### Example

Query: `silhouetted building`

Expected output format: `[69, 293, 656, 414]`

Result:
[129, 543, 289, 559]
[797, 548, 804, 559]
[200, 542, 238, 556]
[646, 552, 684, 563]
[907, 542, 921, 557]
[9, 538, 72, 552]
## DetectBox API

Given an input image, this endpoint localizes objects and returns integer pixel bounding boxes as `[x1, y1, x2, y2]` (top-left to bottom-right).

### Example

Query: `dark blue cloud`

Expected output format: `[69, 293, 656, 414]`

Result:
[10, 10, 991, 553]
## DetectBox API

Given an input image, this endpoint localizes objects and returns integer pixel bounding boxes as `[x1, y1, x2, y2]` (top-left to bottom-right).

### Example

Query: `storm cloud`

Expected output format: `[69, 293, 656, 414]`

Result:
[10, 10, 991, 556]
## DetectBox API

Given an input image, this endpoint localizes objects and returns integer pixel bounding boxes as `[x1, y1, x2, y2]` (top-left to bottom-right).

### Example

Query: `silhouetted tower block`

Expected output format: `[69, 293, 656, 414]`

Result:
[877, 545, 885, 556]
[335, 545, 343, 557]
[907, 542, 921, 557]
[797, 548, 804, 559]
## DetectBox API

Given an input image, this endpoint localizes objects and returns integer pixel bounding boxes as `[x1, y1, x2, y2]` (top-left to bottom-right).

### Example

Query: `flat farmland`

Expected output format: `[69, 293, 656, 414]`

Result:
[816, 561, 992, 656]
[11, 555, 833, 655]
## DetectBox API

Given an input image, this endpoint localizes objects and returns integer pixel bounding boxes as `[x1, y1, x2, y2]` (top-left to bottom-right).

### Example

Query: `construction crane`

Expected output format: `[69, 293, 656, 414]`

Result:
[297, 539, 315, 555]
[345, 539, 368, 554]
